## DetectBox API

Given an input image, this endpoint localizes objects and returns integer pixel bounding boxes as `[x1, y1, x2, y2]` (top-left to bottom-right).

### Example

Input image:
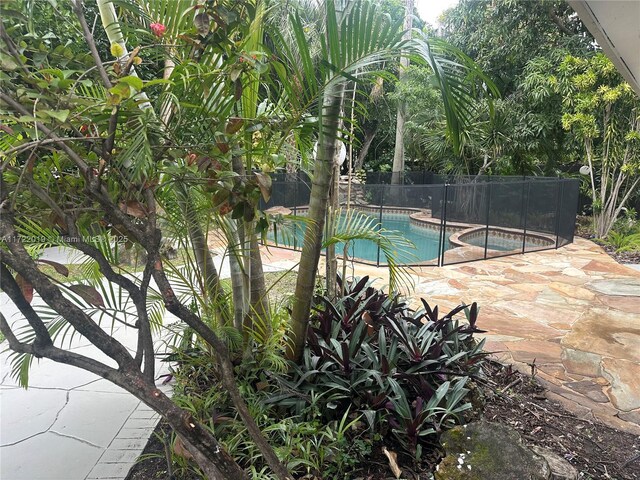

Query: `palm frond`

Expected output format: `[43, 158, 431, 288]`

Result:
[323, 208, 415, 292]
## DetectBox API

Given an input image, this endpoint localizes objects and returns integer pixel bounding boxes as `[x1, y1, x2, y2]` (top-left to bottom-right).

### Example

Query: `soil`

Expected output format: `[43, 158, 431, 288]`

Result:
[479, 360, 640, 480]
[599, 243, 640, 265]
[125, 359, 640, 480]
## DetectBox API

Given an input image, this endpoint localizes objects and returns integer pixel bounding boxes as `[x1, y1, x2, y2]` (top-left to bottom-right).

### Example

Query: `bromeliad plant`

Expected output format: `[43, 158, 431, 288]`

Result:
[270, 276, 486, 460]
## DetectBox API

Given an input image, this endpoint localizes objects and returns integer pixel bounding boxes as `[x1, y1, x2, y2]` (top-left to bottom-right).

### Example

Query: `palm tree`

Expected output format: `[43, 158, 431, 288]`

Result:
[277, 0, 498, 361]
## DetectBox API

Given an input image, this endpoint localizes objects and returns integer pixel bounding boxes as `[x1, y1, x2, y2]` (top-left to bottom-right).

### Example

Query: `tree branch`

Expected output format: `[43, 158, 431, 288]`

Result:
[1, 137, 101, 167]
[0, 311, 117, 379]
[0, 262, 53, 350]
[0, 217, 136, 369]
[0, 92, 92, 178]
[72, 0, 112, 89]
[0, 22, 30, 76]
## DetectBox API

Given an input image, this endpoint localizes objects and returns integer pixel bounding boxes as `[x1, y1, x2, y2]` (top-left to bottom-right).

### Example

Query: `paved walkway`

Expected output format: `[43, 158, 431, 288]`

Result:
[0, 245, 176, 480]
[341, 238, 640, 435]
[0, 247, 286, 480]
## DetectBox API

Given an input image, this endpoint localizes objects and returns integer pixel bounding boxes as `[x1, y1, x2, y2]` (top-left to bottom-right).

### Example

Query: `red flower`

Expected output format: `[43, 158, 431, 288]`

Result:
[150, 22, 166, 37]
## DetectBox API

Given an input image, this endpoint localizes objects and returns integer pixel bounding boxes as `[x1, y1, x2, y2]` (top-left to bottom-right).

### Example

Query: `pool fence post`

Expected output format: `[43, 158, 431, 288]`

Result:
[439, 184, 449, 267]
[521, 181, 530, 254]
[555, 180, 565, 249]
[377, 186, 384, 267]
[293, 181, 298, 250]
[483, 182, 491, 260]
[436, 186, 444, 267]
[293, 205, 298, 250]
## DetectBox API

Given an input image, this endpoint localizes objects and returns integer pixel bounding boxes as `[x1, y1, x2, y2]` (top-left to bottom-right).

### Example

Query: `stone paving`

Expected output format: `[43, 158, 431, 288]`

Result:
[334, 238, 640, 435]
[263, 238, 640, 434]
[0, 289, 171, 480]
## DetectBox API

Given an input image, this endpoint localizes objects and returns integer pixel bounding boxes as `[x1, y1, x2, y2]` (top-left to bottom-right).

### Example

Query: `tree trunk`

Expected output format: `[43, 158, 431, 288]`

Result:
[179, 190, 231, 326]
[356, 123, 378, 170]
[245, 233, 270, 338]
[391, 0, 414, 185]
[326, 161, 339, 300]
[118, 374, 248, 479]
[288, 81, 345, 361]
[226, 220, 248, 330]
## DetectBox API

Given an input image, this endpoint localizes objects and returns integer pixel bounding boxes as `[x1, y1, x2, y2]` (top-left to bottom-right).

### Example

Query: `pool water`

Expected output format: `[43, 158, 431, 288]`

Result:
[269, 214, 449, 264]
[464, 233, 549, 252]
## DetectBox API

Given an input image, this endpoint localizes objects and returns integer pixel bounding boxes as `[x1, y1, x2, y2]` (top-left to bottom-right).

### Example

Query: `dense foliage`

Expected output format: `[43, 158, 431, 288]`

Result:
[1, 0, 494, 477]
[274, 277, 485, 459]
[353, 0, 639, 236]
[168, 278, 486, 477]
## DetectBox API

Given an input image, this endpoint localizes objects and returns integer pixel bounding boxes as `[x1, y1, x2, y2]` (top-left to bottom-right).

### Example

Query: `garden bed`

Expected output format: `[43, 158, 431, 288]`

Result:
[126, 359, 640, 480]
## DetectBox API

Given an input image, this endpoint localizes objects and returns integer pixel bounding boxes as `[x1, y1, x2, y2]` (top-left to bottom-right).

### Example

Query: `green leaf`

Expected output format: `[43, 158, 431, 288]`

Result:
[42, 110, 70, 123]
[143, 79, 174, 89]
[39, 68, 64, 79]
[118, 75, 143, 92]
[109, 82, 131, 100]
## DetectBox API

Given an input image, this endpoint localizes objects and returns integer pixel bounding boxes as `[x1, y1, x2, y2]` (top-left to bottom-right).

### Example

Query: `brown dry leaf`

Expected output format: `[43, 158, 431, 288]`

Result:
[68, 284, 105, 307]
[254, 172, 272, 202]
[37, 259, 69, 277]
[382, 446, 402, 479]
[119, 200, 147, 218]
[173, 436, 194, 461]
[15, 274, 34, 304]
[255, 381, 269, 391]
[225, 117, 244, 134]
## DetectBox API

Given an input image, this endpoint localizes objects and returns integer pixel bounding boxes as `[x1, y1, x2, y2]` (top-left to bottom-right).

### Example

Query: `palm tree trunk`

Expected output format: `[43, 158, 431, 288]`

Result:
[95, 0, 151, 108]
[226, 220, 248, 330]
[245, 233, 270, 337]
[182, 198, 231, 325]
[326, 164, 339, 300]
[391, 0, 414, 185]
[288, 81, 345, 361]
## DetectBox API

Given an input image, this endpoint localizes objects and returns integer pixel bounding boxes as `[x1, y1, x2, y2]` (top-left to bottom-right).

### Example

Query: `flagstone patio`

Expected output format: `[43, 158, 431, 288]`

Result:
[263, 237, 640, 435]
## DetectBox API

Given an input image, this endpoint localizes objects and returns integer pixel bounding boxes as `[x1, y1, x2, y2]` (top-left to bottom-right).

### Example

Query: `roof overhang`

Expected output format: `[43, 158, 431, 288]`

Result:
[567, 0, 640, 96]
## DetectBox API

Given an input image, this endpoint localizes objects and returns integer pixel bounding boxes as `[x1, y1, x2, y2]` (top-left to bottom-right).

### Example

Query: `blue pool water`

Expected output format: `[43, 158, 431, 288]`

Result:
[269, 214, 449, 264]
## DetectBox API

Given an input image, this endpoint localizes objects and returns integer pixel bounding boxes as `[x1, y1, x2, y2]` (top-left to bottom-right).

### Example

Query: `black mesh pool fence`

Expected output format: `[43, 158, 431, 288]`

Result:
[260, 172, 580, 267]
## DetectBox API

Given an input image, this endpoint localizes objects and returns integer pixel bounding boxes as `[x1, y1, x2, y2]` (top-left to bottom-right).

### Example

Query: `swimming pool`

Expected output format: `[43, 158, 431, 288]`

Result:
[268, 211, 557, 265]
[269, 213, 451, 264]
[263, 174, 578, 266]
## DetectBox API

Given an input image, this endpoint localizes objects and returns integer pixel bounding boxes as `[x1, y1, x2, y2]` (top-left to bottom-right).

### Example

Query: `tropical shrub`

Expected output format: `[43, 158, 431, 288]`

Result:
[605, 231, 640, 253]
[270, 276, 486, 463]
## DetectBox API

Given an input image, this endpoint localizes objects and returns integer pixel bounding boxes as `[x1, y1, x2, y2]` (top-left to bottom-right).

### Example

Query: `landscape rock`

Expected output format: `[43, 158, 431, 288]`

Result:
[531, 446, 579, 480]
[436, 420, 551, 479]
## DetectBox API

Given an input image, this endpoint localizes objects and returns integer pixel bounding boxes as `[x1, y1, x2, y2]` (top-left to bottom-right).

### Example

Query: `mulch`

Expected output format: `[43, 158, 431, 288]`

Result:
[479, 360, 640, 480]
[599, 244, 640, 265]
